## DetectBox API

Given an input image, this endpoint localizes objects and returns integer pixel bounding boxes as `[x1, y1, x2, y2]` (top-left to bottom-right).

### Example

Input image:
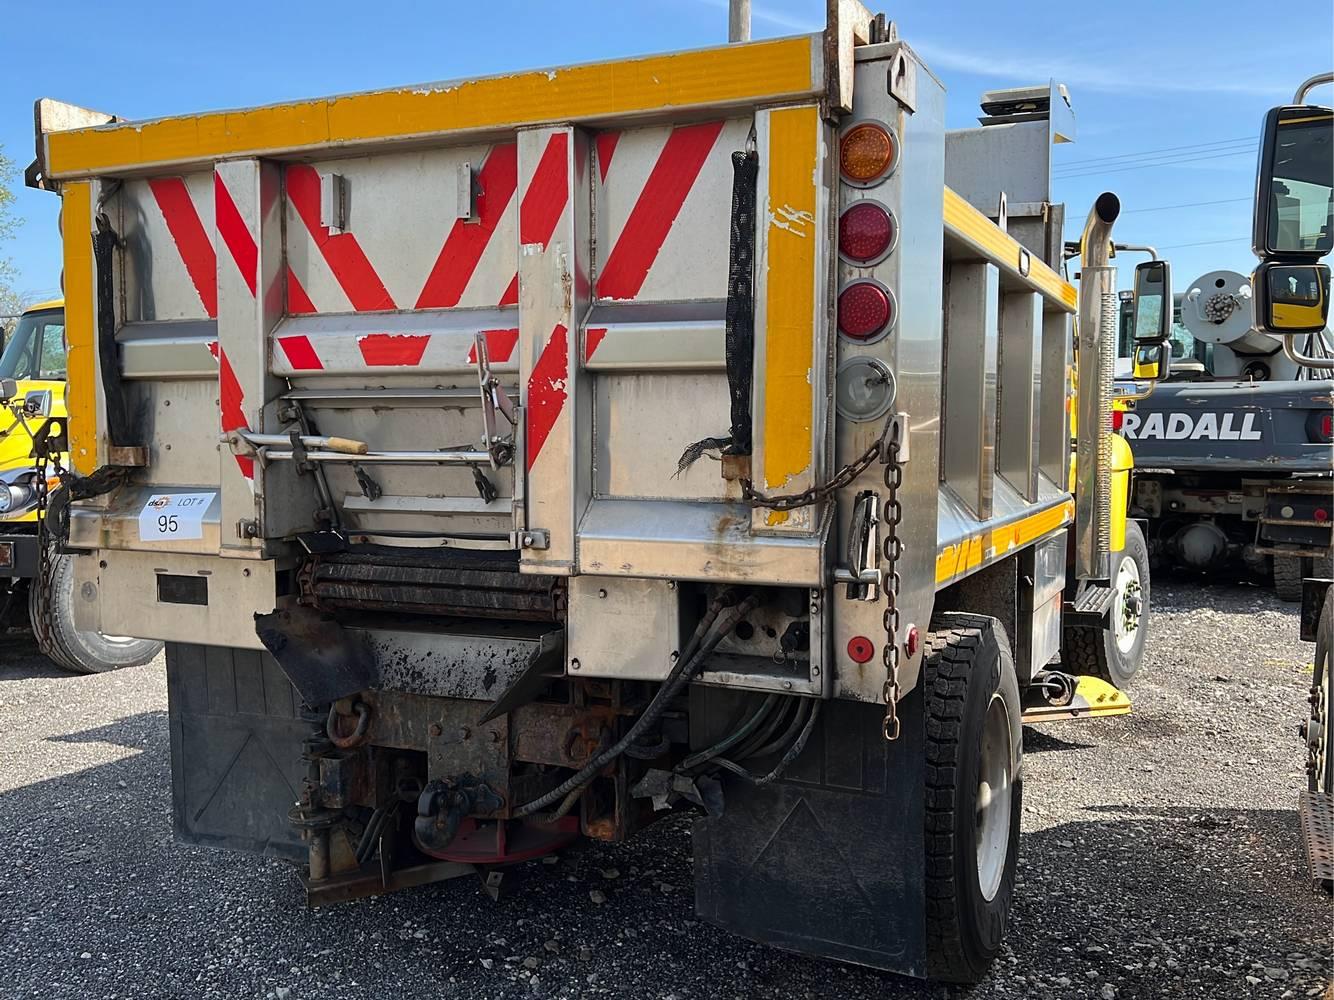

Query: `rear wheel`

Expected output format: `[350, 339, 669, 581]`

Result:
[30, 549, 162, 674]
[1274, 547, 1304, 603]
[1309, 589, 1332, 794]
[924, 612, 1022, 984]
[1064, 520, 1150, 688]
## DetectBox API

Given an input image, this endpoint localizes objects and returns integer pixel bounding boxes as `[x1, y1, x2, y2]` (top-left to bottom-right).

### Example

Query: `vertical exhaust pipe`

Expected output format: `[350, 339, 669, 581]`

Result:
[729, 0, 751, 42]
[1074, 192, 1120, 581]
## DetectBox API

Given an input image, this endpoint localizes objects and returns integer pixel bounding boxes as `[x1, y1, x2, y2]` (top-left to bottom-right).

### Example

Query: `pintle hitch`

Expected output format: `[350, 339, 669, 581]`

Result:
[414, 778, 505, 855]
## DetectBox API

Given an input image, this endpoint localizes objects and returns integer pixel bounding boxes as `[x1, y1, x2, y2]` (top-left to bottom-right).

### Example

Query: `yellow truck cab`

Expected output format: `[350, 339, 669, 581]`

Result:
[0, 298, 68, 487]
[0, 299, 161, 673]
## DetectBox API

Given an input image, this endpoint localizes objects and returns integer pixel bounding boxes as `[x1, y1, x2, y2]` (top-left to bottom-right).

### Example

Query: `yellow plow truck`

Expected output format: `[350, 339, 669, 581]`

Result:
[29, 4, 1173, 982]
[0, 299, 162, 671]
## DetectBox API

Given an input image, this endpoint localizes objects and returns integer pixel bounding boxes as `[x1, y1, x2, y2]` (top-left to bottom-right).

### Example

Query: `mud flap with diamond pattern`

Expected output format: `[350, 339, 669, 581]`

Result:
[692, 694, 926, 975]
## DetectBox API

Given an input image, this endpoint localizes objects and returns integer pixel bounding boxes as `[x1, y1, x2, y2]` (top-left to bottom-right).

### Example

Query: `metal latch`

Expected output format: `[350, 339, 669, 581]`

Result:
[519, 529, 550, 551]
[474, 332, 518, 470]
[833, 490, 882, 601]
[320, 172, 347, 234]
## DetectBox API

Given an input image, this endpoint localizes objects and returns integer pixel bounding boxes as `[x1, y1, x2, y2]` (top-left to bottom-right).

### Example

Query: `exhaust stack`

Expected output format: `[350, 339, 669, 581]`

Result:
[1075, 192, 1120, 580]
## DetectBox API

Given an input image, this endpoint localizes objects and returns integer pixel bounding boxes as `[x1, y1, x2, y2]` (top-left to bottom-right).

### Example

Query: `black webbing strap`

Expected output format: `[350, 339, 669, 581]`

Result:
[724, 149, 759, 455]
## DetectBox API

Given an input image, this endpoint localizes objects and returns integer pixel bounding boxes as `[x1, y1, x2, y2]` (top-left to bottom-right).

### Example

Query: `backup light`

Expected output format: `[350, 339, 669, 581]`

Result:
[839, 201, 897, 265]
[840, 122, 898, 186]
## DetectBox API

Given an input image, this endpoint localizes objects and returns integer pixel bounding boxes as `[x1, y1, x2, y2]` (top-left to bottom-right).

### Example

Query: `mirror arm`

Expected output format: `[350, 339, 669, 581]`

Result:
[1112, 242, 1159, 261]
[1114, 380, 1160, 403]
[1293, 72, 1334, 104]
[1281, 335, 1334, 370]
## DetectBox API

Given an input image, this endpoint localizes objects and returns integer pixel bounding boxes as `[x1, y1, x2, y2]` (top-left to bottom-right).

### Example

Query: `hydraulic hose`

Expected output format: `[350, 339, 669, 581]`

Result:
[678, 694, 779, 772]
[512, 592, 758, 818]
[713, 699, 822, 787]
[742, 696, 814, 761]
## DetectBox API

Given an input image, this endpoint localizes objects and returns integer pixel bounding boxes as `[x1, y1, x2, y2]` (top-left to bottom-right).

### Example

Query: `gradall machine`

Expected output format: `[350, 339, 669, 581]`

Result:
[1116, 260, 1333, 599]
[29, 3, 1170, 981]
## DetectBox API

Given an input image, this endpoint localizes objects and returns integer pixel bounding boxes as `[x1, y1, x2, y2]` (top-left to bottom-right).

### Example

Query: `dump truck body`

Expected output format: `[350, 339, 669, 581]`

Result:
[33, 7, 1144, 981]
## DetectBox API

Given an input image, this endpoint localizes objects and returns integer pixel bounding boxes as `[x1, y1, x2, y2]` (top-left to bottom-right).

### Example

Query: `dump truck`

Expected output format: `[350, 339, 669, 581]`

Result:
[0, 298, 162, 671]
[28, 4, 1171, 982]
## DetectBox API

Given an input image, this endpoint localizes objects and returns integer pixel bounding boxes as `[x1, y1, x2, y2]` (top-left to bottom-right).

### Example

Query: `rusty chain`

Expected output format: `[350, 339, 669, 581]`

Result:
[879, 419, 904, 741]
[740, 411, 895, 511]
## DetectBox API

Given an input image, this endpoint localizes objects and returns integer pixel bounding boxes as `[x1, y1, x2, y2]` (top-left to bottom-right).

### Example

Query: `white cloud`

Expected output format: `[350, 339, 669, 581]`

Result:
[685, 0, 1295, 98]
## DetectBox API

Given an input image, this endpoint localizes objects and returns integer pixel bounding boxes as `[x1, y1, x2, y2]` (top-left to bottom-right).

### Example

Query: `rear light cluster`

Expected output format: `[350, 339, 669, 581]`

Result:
[1309, 411, 1333, 443]
[837, 121, 900, 344]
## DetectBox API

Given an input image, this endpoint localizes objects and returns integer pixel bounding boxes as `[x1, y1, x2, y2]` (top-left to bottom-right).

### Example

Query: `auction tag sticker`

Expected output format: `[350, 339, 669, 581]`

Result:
[138, 492, 216, 541]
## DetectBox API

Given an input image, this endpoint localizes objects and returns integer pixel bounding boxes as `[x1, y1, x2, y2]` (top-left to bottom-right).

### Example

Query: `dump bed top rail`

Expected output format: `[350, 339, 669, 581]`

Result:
[39, 36, 827, 181]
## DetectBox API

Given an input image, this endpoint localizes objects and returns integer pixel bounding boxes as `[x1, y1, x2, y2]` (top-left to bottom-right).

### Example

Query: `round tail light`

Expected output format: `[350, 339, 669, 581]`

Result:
[839, 201, 897, 265]
[838, 280, 895, 341]
[840, 122, 898, 186]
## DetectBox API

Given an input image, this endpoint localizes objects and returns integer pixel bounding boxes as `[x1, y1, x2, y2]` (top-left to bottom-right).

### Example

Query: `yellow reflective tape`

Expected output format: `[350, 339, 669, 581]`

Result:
[761, 104, 820, 492]
[936, 499, 1075, 585]
[47, 37, 820, 178]
[61, 182, 98, 476]
[943, 188, 1077, 312]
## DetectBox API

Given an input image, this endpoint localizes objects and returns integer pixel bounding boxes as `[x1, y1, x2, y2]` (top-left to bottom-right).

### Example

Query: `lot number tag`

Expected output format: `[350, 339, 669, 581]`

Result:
[138, 492, 216, 541]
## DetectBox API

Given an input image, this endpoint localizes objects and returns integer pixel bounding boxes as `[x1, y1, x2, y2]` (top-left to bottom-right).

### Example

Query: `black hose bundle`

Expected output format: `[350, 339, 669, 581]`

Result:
[512, 592, 758, 818]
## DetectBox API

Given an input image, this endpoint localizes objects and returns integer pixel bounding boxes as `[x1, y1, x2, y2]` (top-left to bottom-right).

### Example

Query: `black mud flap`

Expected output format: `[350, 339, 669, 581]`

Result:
[692, 694, 926, 976]
[167, 643, 311, 861]
[255, 606, 377, 705]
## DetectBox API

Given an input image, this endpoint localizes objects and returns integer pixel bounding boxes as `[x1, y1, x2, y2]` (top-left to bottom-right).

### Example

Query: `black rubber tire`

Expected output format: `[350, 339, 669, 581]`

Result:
[923, 612, 1023, 984]
[1062, 520, 1150, 688]
[1273, 548, 1304, 603]
[1311, 588, 1333, 795]
[29, 549, 163, 674]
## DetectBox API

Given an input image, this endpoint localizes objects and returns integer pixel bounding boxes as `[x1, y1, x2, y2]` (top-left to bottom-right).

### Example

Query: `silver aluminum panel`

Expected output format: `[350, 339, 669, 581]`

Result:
[942, 261, 999, 520]
[71, 548, 277, 647]
[568, 576, 682, 680]
[832, 47, 946, 703]
[577, 498, 827, 586]
[996, 291, 1041, 501]
[593, 372, 733, 501]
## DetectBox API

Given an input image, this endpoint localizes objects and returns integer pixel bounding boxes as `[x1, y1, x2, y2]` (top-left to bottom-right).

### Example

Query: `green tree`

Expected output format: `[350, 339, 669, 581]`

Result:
[0, 144, 22, 338]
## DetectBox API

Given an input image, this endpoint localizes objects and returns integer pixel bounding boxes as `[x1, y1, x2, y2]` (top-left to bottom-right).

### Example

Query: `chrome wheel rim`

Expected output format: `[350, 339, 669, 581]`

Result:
[976, 694, 1013, 902]
[1112, 555, 1143, 655]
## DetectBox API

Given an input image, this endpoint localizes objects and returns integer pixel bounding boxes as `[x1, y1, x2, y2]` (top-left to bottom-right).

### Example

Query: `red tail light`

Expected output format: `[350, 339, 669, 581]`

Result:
[1308, 411, 1333, 443]
[838, 281, 895, 341]
[1111, 409, 1125, 432]
[839, 201, 897, 265]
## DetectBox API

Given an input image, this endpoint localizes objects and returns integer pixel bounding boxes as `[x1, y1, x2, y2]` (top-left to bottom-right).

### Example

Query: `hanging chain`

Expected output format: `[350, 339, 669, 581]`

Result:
[879, 418, 904, 741]
[740, 411, 895, 511]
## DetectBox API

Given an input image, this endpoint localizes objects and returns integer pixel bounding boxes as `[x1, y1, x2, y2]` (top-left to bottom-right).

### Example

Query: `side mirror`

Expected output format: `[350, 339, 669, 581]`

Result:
[1131, 260, 1172, 379]
[1254, 260, 1331, 335]
[0, 378, 17, 404]
[23, 389, 53, 418]
[1252, 105, 1334, 259]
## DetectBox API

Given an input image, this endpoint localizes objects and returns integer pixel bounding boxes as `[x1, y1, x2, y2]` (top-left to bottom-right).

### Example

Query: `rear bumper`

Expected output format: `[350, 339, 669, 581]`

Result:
[0, 531, 39, 580]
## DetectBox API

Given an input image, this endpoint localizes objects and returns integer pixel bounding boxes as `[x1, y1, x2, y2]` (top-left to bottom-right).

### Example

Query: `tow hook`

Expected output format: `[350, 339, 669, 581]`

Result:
[415, 778, 505, 855]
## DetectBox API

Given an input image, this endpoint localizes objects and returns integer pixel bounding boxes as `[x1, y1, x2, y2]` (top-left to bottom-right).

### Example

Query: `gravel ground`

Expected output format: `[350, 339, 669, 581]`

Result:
[0, 578, 1330, 1000]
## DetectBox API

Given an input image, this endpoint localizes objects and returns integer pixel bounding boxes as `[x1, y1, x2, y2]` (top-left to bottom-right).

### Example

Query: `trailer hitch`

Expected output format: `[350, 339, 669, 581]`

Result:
[414, 778, 505, 856]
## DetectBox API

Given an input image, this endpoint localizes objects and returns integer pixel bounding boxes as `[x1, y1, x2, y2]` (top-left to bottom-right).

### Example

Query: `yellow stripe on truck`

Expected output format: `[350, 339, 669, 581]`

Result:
[45, 37, 821, 179]
[61, 182, 98, 475]
[935, 498, 1075, 585]
[943, 188, 1077, 313]
[761, 104, 819, 504]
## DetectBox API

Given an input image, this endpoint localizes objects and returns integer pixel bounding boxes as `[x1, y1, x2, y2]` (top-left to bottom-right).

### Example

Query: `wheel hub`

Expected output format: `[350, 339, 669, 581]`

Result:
[1112, 556, 1143, 655]
[975, 694, 1013, 902]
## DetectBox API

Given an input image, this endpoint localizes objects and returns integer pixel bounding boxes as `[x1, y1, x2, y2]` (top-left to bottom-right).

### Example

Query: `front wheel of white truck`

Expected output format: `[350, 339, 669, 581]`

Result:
[923, 612, 1023, 983]
[29, 549, 163, 674]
